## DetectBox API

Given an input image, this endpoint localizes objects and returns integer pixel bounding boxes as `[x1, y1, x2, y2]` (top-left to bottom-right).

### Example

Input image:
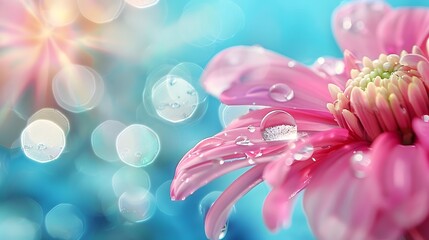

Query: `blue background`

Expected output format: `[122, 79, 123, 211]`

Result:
[2, 0, 429, 239]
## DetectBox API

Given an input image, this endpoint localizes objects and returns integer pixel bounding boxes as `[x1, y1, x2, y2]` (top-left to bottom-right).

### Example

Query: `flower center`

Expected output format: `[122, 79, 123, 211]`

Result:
[327, 52, 429, 143]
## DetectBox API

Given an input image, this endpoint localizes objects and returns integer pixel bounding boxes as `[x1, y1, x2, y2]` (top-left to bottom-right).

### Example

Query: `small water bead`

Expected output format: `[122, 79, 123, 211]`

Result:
[269, 83, 294, 102]
[21, 119, 66, 163]
[112, 166, 151, 197]
[260, 110, 297, 142]
[91, 120, 126, 162]
[116, 124, 160, 167]
[118, 188, 156, 223]
[77, 0, 125, 24]
[234, 136, 253, 146]
[422, 115, 429, 123]
[247, 125, 256, 133]
[350, 151, 371, 178]
[125, 0, 159, 8]
[45, 204, 84, 240]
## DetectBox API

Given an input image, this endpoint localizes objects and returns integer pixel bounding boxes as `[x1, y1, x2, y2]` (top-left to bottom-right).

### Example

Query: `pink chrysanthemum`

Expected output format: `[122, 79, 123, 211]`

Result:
[171, 1, 429, 240]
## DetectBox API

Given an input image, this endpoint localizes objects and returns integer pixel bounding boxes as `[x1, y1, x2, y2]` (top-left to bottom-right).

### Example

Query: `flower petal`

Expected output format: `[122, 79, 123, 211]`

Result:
[332, 1, 391, 59]
[201, 46, 333, 111]
[204, 164, 266, 240]
[304, 143, 379, 240]
[413, 116, 429, 149]
[377, 8, 429, 55]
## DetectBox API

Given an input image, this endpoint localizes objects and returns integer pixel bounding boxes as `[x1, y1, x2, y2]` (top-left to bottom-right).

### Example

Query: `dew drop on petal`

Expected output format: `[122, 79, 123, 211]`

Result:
[116, 124, 160, 167]
[291, 141, 314, 161]
[45, 204, 85, 240]
[350, 151, 371, 178]
[269, 83, 294, 102]
[21, 119, 66, 163]
[234, 135, 253, 146]
[422, 115, 429, 123]
[260, 110, 297, 141]
[247, 125, 255, 133]
[118, 188, 156, 223]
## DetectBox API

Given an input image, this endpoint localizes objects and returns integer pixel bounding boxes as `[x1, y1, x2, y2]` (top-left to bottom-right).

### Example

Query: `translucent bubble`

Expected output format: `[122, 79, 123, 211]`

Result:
[350, 151, 371, 178]
[199, 191, 235, 240]
[45, 204, 85, 240]
[179, 0, 245, 47]
[27, 108, 70, 136]
[91, 120, 126, 162]
[260, 110, 297, 142]
[218, 104, 266, 128]
[21, 119, 66, 163]
[39, 0, 79, 27]
[52, 65, 104, 113]
[151, 76, 199, 123]
[118, 188, 156, 222]
[0, 217, 39, 240]
[112, 166, 151, 197]
[234, 135, 253, 146]
[143, 63, 207, 124]
[269, 83, 294, 102]
[116, 124, 160, 167]
[125, 0, 158, 8]
[77, 0, 125, 24]
[156, 180, 185, 216]
[0, 109, 26, 148]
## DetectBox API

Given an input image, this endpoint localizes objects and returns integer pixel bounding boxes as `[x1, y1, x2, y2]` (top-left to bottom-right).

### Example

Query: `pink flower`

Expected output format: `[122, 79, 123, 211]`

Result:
[171, 1, 429, 240]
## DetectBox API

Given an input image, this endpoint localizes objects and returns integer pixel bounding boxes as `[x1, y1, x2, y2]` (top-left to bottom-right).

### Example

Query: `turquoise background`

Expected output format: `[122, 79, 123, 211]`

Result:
[2, 0, 429, 239]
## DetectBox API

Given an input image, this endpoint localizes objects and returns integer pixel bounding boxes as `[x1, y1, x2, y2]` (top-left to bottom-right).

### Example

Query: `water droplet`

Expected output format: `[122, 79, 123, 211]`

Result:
[269, 83, 294, 102]
[350, 151, 371, 178]
[261, 110, 297, 141]
[292, 142, 314, 161]
[248, 159, 255, 165]
[167, 75, 176, 86]
[247, 125, 256, 133]
[234, 136, 253, 146]
[288, 61, 296, 68]
[422, 115, 429, 122]
[116, 124, 160, 167]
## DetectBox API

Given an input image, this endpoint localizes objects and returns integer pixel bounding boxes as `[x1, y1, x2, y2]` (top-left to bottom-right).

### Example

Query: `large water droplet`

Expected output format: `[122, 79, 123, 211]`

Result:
[21, 119, 66, 163]
[260, 110, 297, 141]
[269, 83, 294, 102]
[350, 151, 371, 178]
[116, 124, 160, 167]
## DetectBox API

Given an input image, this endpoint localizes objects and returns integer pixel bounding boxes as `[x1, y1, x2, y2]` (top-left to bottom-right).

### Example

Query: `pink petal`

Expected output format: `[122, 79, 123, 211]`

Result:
[332, 1, 391, 59]
[201, 46, 334, 111]
[304, 143, 379, 240]
[413, 117, 429, 149]
[263, 167, 310, 232]
[377, 8, 429, 55]
[376, 143, 429, 228]
[204, 164, 266, 240]
[312, 57, 349, 88]
[264, 128, 352, 187]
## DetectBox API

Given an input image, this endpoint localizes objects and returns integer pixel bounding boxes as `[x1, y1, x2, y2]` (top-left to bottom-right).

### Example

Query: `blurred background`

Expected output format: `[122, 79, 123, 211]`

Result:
[0, 0, 428, 239]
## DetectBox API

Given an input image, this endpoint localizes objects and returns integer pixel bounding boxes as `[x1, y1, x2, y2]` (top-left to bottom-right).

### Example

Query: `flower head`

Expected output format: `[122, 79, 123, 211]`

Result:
[171, 1, 429, 239]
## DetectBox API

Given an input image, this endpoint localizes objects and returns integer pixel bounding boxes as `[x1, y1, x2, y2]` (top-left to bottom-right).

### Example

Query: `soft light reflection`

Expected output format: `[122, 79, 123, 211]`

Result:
[91, 120, 126, 162]
[39, 0, 79, 27]
[118, 188, 156, 223]
[45, 204, 85, 240]
[77, 0, 125, 24]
